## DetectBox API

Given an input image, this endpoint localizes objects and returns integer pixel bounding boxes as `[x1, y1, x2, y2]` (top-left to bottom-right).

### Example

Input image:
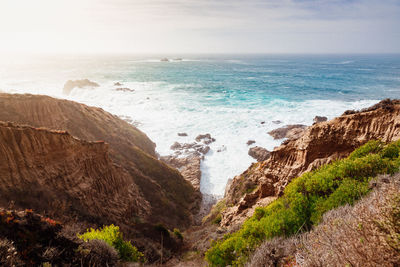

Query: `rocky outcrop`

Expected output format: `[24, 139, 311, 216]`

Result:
[0, 94, 200, 231]
[63, 79, 99, 95]
[195, 133, 216, 144]
[161, 155, 201, 190]
[248, 146, 270, 162]
[313, 116, 327, 124]
[162, 137, 212, 190]
[268, 124, 307, 140]
[221, 99, 400, 229]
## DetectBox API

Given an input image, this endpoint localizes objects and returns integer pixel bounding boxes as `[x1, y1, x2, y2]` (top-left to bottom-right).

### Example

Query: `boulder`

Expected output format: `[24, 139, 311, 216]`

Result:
[313, 116, 327, 124]
[268, 124, 307, 140]
[247, 140, 256, 146]
[178, 132, 188, 137]
[248, 146, 271, 162]
[114, 82, 123, 86]
[195, 133, 216, 144]
[170, 142, 182, 150]
[160, 58, 169, 62]
[63, 79, 99, 95]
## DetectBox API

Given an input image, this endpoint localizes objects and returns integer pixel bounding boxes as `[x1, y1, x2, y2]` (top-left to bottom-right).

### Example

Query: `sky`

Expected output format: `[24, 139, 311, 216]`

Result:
[0, 0, 399, 54]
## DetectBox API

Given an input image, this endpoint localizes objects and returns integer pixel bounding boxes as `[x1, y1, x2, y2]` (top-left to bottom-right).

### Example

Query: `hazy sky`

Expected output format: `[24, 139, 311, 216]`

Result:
[1, 0, 399, 54]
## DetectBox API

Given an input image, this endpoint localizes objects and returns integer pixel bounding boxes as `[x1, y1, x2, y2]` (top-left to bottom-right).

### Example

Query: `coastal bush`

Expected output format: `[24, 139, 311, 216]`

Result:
[78, 239, 119, 266]
[205, 140, 400, 266]
[78, 224, 144, 263]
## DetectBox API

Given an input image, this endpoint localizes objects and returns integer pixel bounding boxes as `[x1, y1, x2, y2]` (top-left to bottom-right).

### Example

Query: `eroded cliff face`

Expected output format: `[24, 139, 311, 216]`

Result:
[221, 99, 400, 229]
[0, 122, 149, 223]
[0, 93, 200, 230]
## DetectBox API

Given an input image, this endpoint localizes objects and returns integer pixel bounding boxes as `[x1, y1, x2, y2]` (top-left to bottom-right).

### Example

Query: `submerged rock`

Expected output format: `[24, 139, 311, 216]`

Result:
[178, 132, 188, 136]
[63, 79, 99, 95]
[160, 58, 169, 62]
[248, 146, 270, 162]
[114, 82, 123, 86]
[115, 87, 134, 92]
[217, 145, 227, 152]
[272, 120, 282, 124]
[268, 124, 307, 140]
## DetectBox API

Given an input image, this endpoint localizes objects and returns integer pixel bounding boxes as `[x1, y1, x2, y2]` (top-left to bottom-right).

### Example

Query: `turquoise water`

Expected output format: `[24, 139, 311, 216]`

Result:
[1, 54, 400, 196]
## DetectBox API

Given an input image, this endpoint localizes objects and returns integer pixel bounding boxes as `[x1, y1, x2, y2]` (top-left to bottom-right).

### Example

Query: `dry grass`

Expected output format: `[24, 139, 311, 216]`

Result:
[298, 174, 400, 267]
[248, 173, 400, 267]
[0, 239, 23, 266]
[246, 236, 298, 267]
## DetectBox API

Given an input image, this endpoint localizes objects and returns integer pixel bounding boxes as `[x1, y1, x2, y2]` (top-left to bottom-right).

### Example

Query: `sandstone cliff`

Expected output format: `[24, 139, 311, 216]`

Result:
[0, 93, 200, 230]
[221, 99, 400, 229]
[0, 122, 148, 224]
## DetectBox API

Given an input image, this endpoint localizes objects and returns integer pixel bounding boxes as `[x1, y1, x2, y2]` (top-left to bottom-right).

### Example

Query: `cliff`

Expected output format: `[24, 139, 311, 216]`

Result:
[221, 99, 400, 228]
[0, 93, 201, 261]
[0, 122, 147, 224]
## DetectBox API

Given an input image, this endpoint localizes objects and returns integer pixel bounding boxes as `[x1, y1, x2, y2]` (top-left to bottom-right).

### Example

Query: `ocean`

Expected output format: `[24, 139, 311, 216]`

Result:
[1, 54, 400, 196]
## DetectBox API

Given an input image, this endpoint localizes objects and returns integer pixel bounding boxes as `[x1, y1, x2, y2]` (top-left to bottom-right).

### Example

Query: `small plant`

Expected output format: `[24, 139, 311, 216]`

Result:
[78, 224, 144, 263]
[173, 228, 183, 240]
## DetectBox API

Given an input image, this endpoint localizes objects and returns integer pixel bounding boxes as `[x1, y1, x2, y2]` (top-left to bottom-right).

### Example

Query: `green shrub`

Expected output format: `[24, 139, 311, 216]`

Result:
[78, 225, 144, 263]
[205, 140, 400, 266]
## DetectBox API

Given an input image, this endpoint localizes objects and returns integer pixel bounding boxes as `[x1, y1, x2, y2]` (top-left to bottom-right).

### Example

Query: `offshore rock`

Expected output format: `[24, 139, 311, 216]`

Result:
[63, 79, 99, 95]
[195, 133, 216, 144]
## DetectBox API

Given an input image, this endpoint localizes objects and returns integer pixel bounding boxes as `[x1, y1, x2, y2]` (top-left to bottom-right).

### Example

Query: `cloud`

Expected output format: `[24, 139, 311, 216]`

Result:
[0, 0, 399, 53]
